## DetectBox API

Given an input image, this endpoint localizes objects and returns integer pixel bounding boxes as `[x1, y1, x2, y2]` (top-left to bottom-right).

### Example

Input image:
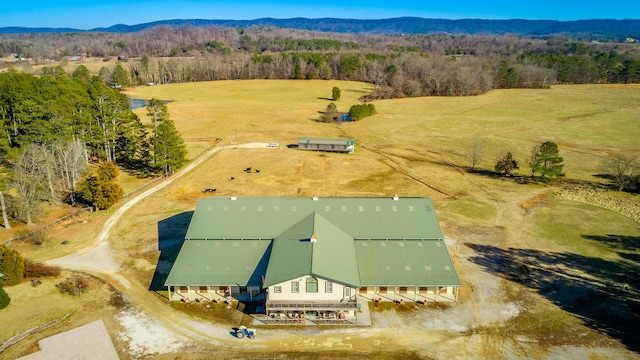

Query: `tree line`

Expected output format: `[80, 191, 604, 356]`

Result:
[2, 25, 639, 98]
[0, 68, 186, 227]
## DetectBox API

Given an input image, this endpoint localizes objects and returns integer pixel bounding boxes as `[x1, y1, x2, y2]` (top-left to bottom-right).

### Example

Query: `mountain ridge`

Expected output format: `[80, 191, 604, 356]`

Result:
[2, 17, 639, 39]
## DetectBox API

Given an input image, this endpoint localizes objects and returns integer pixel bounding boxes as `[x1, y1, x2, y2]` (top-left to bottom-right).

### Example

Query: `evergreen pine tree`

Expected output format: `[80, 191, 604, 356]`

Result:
[0, 285, 10, 309]
[153, 119, 187, 176]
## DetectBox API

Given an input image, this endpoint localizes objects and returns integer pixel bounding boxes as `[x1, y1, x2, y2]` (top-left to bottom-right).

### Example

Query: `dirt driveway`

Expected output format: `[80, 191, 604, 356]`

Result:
[47, 143, 638, 359]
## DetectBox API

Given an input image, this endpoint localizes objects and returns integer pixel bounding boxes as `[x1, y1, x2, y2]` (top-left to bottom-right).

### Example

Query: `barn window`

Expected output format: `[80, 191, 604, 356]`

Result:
[274, 286, 282, 293]
[306, 277, 318, 293]
[291, 281, 299, 293]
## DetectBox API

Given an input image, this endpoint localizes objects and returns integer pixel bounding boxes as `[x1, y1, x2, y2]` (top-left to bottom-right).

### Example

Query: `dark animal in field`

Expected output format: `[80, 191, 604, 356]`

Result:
[203, 188, 217, 193]
[255, 169, 260, 173]
[230, 177, 235, 181]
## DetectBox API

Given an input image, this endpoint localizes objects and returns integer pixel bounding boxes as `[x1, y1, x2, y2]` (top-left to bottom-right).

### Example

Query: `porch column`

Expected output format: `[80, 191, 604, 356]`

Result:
[167, 286, 171, 301]
[414, 286, 417, 301]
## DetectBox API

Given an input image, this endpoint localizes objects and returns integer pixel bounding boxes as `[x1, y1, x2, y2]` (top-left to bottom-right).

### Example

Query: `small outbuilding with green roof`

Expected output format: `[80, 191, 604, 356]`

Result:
[164, 195, 461, 324]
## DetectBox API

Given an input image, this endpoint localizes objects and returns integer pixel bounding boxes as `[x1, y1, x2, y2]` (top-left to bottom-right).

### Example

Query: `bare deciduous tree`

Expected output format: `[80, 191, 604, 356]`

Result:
[603, 153, 639, 191]
[14, 145, 48, 226]
[467, 134, 485, 170]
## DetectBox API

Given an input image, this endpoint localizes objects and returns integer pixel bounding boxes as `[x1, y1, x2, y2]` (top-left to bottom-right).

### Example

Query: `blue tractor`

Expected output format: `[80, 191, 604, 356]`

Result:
[235, 325, 256, 339]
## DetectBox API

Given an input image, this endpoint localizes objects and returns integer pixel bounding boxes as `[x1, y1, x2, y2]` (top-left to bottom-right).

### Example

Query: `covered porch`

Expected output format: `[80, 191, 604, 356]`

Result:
[264, 299, 359, 325]
[357, 285, 459, 304]
[167, 285, 265, 303]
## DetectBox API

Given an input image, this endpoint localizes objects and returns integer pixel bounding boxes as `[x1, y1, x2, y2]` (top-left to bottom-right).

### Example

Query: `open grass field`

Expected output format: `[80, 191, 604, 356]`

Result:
[2, 80, 639, 359]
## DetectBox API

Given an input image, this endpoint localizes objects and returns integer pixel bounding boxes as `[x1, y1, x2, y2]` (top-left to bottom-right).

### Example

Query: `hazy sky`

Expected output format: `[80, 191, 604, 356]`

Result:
[3, 1, 639, 29]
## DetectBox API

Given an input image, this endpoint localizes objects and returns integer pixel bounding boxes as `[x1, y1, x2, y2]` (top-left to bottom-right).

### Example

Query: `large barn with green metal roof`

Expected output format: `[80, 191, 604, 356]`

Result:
[164, 195, 461, 324]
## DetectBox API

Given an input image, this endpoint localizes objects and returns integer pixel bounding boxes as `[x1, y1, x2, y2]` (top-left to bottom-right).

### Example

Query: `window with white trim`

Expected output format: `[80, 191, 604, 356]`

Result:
[291, 281, 299, 293]
[306, 277, 318, 293]
[325, 281, 333, 293]
[274, 286, 282, 293]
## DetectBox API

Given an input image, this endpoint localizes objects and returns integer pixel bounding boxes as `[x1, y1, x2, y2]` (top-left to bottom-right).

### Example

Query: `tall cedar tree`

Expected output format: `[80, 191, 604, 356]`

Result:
[0, 244, 24, 286]
[528, 141, 564, 179]
[154, 119, 187, 176]
[146, 99, 187, 175]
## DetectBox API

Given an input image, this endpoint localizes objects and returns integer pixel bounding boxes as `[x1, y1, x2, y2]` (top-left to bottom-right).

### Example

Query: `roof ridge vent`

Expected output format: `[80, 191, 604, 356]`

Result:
[393, 194, 399, 201]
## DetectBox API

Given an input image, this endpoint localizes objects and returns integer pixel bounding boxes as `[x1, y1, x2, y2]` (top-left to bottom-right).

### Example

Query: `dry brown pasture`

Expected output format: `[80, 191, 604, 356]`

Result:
[1, 81, 639, 359]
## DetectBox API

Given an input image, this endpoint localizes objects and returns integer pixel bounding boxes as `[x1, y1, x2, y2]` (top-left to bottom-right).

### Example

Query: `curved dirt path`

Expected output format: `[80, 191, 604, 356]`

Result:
[44, 142, 636, 359]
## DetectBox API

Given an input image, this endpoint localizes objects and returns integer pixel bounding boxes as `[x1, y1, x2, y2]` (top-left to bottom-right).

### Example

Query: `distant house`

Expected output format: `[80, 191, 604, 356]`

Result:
[164, 196, 461, 325]
[297, 137, 355, 154]
[117, 55, 128, 61]
[69, 55, 85, 62]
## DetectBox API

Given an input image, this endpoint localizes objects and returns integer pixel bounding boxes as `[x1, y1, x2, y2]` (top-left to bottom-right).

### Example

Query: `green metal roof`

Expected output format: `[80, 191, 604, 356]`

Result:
[355, 239, 461, 286]
[164, 239, 271, 287]
[166, 196, 459, 289]
[264, 212, 360, 287]
[185, 197, 444, 240]
[297, 137, 355, 146]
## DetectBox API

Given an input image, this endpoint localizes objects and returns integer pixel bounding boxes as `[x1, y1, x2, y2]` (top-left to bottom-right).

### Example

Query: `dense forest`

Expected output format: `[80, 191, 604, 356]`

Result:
[1, 25, 640, 98]
[0, 69, 186, 227]
[0, 23, 639, 228]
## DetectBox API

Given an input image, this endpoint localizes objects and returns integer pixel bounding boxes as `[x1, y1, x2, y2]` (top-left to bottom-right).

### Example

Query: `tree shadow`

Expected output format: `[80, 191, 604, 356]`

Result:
[149, 211, 193, 291]
[465, 242, 640, 351]
[582, 234, 640, 252]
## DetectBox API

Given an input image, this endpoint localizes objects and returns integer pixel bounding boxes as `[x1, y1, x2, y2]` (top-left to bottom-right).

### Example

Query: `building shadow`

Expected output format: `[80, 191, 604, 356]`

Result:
[149, 211, 193, 291]
[465, 241, 640, 352]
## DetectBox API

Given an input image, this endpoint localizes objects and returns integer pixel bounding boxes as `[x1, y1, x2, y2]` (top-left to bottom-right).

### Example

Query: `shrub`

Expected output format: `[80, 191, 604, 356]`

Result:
[0, 285, 9, 309]
[332, 86, 341, 101]
[23, 258, 61, 278]
[0, 245, 24, 286]
[26, 229, 48, 245]
[109, 291, 129, 308]
[348, 103, 377, 120]
[56, 276, 90, 296]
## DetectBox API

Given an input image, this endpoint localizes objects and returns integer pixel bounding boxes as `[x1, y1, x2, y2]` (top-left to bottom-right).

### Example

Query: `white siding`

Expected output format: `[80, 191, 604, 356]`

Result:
[268, 275, 353, 302]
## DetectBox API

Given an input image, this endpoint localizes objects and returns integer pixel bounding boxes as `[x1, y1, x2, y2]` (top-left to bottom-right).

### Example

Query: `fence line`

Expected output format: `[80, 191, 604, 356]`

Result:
[2, 207, 93, 244]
